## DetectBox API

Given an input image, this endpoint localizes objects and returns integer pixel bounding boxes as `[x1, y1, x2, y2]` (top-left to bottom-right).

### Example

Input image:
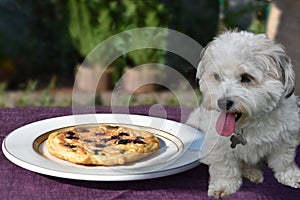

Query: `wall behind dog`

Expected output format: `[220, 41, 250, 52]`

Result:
[267, 0, 300, 95]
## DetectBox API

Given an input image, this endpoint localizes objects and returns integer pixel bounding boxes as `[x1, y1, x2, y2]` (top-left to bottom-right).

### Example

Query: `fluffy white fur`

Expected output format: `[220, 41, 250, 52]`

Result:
[187, 31, 300, 198]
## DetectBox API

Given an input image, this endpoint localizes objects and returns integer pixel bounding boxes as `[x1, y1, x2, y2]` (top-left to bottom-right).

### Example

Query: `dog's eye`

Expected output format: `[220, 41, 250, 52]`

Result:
[240, 73, 253, 83]
[213, 73, 221, 81]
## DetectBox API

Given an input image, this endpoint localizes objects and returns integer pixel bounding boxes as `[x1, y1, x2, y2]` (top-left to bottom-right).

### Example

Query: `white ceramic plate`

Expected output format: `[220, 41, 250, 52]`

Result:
[2, 114, 204, 181]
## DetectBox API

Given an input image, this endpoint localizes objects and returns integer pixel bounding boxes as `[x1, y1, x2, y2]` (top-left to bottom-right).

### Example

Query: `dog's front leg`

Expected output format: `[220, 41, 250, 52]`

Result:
[207, 158, 242, 198]
[267, 143, 300, 188]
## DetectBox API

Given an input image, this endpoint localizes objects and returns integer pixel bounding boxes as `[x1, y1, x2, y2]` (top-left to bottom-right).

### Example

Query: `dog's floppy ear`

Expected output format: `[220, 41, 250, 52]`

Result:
[257, 34, 295, 98]
[279, 53, 295, 98]
[271, 44, 296, 98]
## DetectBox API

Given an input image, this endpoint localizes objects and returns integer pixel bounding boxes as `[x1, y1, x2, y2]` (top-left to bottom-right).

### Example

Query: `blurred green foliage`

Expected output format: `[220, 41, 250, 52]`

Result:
[0, 0, 75, 86]
[222, 0, 270, 33]
[0, 82, 7, 107]
[67, 0, 170, 84]
[0, 0, 221, 88]
[68, 0, 169, 58]
[0, 76, 57, 107]
[0, 0, 270, 93]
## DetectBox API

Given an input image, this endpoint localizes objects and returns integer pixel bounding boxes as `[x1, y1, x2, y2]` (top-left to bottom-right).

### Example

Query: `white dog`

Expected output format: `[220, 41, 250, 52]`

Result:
[187, 31, 300, 198]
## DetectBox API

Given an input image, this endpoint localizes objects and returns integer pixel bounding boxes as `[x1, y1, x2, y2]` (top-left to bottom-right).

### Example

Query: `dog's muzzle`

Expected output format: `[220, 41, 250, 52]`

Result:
[217, 98, 234, 111]
[217, 98, 242, 121]
[216, 98, 243, 137]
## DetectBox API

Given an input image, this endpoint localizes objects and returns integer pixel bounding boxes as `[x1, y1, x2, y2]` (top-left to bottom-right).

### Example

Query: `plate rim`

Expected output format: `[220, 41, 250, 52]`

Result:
[2, 113, 203, 181]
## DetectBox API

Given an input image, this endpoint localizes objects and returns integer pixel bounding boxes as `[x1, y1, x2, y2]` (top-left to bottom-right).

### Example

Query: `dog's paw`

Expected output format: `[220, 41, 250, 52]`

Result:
[275, 167, 300, 188]
[242, 167, 264, 184]
[208, 178, 242, 199]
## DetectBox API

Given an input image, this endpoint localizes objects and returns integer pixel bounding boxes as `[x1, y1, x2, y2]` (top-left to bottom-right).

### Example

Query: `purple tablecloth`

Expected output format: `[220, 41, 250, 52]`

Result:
[1, 106, 300, 200]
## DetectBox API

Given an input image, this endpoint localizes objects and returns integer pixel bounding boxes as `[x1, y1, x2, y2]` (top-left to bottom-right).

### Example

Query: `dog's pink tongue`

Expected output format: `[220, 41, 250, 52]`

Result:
[216, 112, 235, 137]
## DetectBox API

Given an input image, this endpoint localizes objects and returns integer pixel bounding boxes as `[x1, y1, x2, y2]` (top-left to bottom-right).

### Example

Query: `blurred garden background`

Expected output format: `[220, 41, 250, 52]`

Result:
[1, 0, 298, 108]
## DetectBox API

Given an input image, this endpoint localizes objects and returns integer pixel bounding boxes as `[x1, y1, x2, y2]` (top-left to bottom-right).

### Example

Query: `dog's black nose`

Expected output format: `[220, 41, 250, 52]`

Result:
[218, 98, 234, 110]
